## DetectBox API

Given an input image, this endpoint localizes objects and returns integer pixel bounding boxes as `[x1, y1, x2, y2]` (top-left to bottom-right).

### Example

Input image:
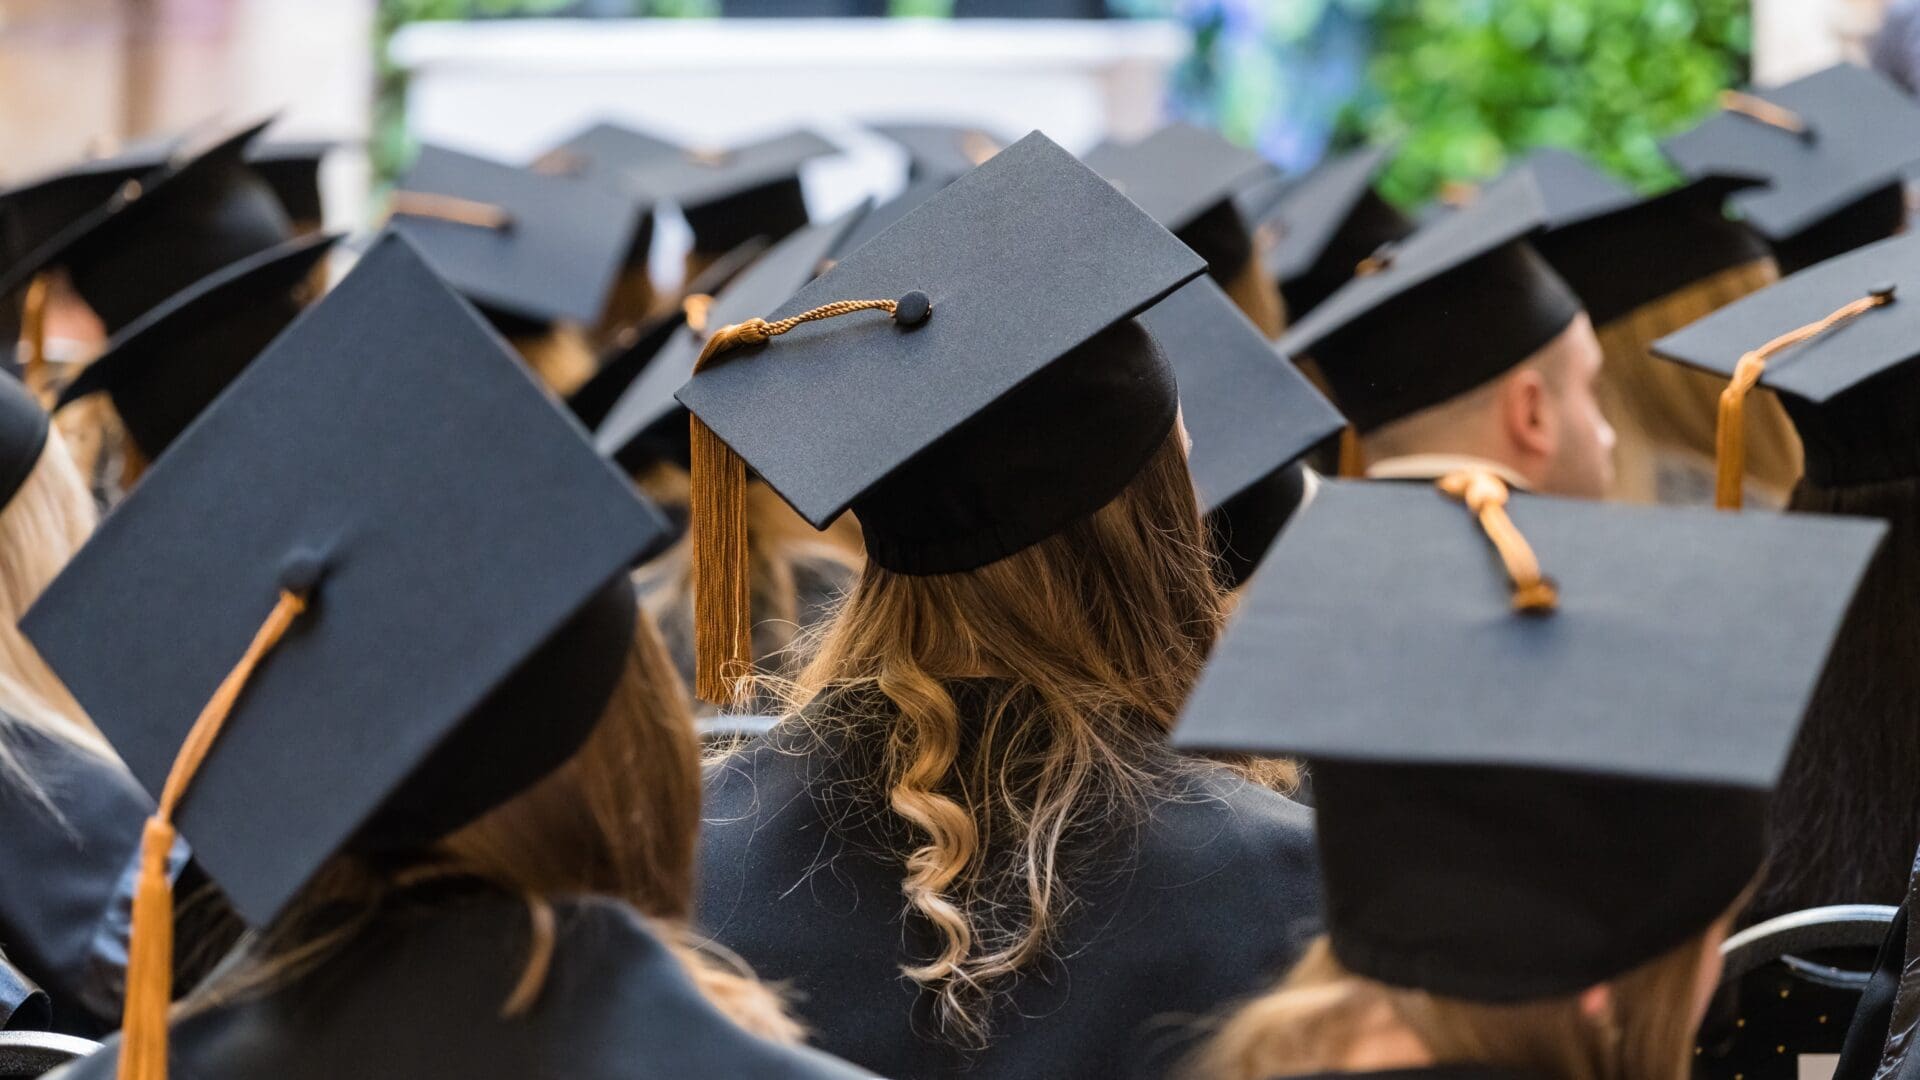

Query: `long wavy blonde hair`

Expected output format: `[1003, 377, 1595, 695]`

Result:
[0, 427, 111, 796]
[187, 603, 802, 1041]
[1593, 259, 1803, 506]
[1195, 922, 1726, 1080]
[773, 426, 1293, 1049]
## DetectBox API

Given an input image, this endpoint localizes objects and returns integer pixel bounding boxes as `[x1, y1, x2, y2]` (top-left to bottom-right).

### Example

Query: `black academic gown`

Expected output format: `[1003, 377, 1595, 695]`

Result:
[0, 949, 49, 1031]
[697, 682, 1322, 1080]
[0, 726, 204, 1036]
[63, 889, 874, 1080]
[1273, 1069, 1543, 1080]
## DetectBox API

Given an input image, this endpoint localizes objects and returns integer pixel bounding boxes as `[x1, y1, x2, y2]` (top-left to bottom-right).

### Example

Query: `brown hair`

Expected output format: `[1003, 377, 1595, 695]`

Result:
[185, 605, 801, 1040]
[1221, 250, 1288, 341]
[767, 425, 1295, 1048]
[1195, 926, 1722, 1080]
[1592, 259, 1803, 506]
[508, 323, 599, 398]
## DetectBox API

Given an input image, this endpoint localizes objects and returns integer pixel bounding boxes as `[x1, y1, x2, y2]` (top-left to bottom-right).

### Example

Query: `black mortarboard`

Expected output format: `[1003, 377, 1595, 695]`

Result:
[245, 139, 334, 228]
[53, 233, 338, 462]
[1516, 147, 1636, 225]
[1173, 478, 1884, 1000]
[0, 371, 49, 512]
[1664, 64, 1920, 275]
[390, 144, 642, 330]
[1534, 173, 1771, 326]
[1278, 171, 1582, 433]
[534, 120, 682, 195]
[623, 130, 838, 254]
[595, 204, 869, 471]
[0, 120, 293, 336]
[21, 232, 671, 928]
[1652, 230, 1920, 487]
[1245, 144, 1414, 318]
[566, 236, 771, 432]
[1136, 276, 1344, 583]
[1084, 123, 1275, 282]
[0, 134, 181, 271]
[869, 122, 1008, 184]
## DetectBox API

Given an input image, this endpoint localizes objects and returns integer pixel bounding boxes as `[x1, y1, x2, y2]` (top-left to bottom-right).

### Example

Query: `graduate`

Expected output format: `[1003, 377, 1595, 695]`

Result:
[1525, 151, 1802, 507]
[389, 144, 647, 396]
[28, 233, 869, 1080]
[1175, 478, 1881, 1080]
[1278, 170, 1614, 495]
[689, 133, 1320, 1079]
[1086, 123, 1288, 338]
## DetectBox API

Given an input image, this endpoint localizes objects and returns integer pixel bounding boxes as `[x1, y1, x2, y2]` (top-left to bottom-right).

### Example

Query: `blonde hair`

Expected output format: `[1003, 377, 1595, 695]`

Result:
[0, 427, 111, 796]
[770, 427, 1295, 1049]
[1196, 929, 1720, 1080]
[1593, 259, 1803, 506]
[508, 323, 599, 398]
[186, 605, 802, 1041]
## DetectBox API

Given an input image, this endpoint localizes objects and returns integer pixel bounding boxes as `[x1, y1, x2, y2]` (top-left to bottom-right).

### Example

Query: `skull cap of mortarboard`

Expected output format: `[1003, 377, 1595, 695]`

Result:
[0, 119, 293, 336]
[390, 144, 643, 330]
[1277, 170, 1583, 433]
[1664, 64, 1920, 275]
[1247, 144, 1415, 318]
[622, 129, 839, 254]
[676, 131, 1204, 570]
[869, 122, 1009, 184]
[1136, 276, 1344, 581]
[595, 204, 871, 471]
[245, 138, 336, 228]
[54, 233, 339, 463]
[1652, 230, 1920, 487]
[0, 372, 49, 513]
[1084, 122, 1275, 282]
[1534, 171, 1772, 327]
[1174, 479, 1885, 1001]
[21, 231, 673, 928]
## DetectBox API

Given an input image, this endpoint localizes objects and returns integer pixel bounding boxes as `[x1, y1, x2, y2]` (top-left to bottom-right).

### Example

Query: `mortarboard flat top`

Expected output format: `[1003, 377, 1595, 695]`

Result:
[55, 233, 339, 461]
[390, 144, 642, 327]
[1516, 147, 1636, 227]
[1082, 122, 1274, 235]
[621, 129, 837, 210]
[675, 132, 1198, 545]
[0, 132, 183, 270]
[1663, 64, 1920, 246]
[869, 122, 1008, 183]
[22, 233, 669, 926]
[1138, 276, 1344, 514]
[1173, 480, 1882, 784]
[536, 120, 682, 196]
[1652, 229, 1920, 484]
[1254, 144, 1401, 283]
[594, 204, 869, 469]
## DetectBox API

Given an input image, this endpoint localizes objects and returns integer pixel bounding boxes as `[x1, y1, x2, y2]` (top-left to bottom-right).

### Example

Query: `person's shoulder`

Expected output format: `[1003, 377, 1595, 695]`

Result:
[1125, 762, 1319, 902]
[701, 730, 818, 828]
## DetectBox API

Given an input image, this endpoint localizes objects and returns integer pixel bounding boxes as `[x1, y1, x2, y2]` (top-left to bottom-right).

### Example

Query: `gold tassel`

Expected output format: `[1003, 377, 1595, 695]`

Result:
[19, 273, 52, 403]
[1438, 469, 1557, 614]
[688, 297, 921, 704]
[119, 587, 308, 1080]
[1337, 427, 1365, 478]
[1714, 287, 1892, 510]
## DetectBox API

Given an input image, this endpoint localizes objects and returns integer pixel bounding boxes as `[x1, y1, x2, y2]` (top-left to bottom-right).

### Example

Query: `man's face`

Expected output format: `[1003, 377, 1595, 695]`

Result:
[1539, 314, 1616, 498]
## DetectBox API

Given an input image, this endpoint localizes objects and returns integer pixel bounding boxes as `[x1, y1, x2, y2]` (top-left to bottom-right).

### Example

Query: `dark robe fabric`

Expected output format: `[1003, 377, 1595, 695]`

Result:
[61, 888, 874, 1080]
[0, 949, 48, 1031]
[697, 680, 1322, 1080]
[1834, 846, 1920, 1080]
[0, 725, 230, 1036]
[1272, 1068, 1545, 1080]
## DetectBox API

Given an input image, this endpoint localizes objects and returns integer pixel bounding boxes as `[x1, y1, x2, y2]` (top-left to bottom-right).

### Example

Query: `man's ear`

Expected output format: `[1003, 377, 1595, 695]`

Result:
[1498, 366, 1556, 460]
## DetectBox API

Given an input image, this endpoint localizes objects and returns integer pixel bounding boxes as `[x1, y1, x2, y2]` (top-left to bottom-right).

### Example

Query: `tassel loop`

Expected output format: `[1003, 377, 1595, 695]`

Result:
[1438, 469, 1558, 615]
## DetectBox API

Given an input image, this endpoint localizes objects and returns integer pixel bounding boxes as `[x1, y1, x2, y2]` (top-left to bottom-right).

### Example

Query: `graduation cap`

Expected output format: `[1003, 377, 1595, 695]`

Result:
[1664, 64, 1920, 275]
[20, 234, 671, 1079]
[594, 204, 870, 471]
[0, 371, 49, 513]
[389, 144, 644, 331]
[533, 120, 682, 195]
[567, 235, 770, 432]
[1515, 147, 1636, 225]
[1243, 145, 1414, 319]
[1533, 172, 1771, 327]
[245, 138, 335, 229]
[1173, 477, 1884, 1001]
[1278, 170, 1582, 433]
[869, 122, 1008, 184]
[1652, 229, 1920, 495]
[0, 132, 183, 271]
[1136, 277, 1345, 586]
[831, 176, 945, 262]
[623, 129, 838, 254]
[674, 131, 1204, 700]
[1084, 123, 1275, 281]
[0, 120, 293, 337]
[53, 233, 339, 463]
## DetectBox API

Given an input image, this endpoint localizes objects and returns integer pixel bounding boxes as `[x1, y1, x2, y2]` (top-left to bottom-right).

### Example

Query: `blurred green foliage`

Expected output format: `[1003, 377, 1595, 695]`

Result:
[1346, 0, 1751, 205]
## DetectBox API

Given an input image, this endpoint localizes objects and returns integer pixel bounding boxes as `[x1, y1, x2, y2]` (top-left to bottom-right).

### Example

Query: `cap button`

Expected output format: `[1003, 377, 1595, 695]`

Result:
[277, 549, 329, 594]
[894, 291, 932, 327]
[1872, 281, 1899, 302]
